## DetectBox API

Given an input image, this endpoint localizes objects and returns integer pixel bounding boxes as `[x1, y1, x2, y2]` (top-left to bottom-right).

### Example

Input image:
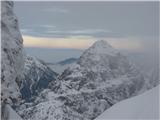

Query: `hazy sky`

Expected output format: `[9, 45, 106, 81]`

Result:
[14, 1, 159, 62]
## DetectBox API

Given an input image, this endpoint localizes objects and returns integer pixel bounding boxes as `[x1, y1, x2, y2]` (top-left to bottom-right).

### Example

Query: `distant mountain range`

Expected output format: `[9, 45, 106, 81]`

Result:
[46, 58, 78, 74]
[46, 58, 78, 66]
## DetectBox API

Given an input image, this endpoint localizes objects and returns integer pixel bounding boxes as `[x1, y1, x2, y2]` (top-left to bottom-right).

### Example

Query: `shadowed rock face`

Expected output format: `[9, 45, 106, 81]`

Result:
[1, 1, 24, 105]
[20, 56, 58, 102]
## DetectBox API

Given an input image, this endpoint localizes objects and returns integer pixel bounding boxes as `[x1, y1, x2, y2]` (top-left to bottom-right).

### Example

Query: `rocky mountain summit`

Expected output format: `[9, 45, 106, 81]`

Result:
[58, 40, 144, 93]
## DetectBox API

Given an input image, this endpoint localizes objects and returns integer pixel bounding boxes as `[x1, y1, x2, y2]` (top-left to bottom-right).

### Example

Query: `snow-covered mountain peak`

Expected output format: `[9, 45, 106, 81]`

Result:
[85, 40, 118, 56]
[78, 40, 122, 69]
[92, 40, 112, 48]
[58, 39, 144, 92]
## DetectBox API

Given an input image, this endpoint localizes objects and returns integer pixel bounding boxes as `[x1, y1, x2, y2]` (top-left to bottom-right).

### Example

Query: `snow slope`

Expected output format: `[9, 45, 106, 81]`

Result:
[95, 85, 160, 120]
[6, 105, 22, 120]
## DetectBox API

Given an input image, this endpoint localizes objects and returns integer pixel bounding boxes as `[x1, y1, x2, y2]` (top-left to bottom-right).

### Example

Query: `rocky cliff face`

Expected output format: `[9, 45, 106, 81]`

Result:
[1, 1, 24, 106]
[19, 40, 145, 120]
[1, 1, 24, 120]
[20, 55, 58, 102]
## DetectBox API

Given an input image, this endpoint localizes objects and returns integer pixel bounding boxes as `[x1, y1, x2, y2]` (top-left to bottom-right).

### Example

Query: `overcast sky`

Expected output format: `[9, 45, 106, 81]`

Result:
[14, 1, 159, 62]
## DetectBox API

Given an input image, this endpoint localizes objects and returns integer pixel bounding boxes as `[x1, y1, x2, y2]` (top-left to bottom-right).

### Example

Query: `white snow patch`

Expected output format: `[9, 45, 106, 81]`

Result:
[95, 85, 160, 120]
[86, 40, 119, 56]
[6, 105, 22, 120]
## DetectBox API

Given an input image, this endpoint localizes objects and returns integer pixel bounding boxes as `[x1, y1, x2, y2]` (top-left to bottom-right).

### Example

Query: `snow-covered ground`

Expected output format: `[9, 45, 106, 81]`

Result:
[95, 85, 159, 120]
[6, 105, 22, 120]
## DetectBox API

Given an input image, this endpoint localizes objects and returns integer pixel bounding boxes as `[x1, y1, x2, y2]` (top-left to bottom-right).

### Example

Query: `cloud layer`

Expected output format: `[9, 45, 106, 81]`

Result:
[23, 35, 96, 49]
[23, 35, 143, 51]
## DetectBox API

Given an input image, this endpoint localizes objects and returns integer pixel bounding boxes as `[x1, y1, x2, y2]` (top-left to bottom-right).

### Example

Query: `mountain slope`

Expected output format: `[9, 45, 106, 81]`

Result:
[20, 55, 58, 102]
[95, 85, 159, 120]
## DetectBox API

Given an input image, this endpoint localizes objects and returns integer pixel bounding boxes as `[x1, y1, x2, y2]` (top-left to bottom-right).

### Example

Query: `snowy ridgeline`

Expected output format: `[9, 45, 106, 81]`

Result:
[95, 85, 160, 120]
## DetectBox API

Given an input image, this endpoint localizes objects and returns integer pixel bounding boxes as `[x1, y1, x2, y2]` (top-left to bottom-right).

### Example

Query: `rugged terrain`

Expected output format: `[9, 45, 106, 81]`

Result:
[1, 1, 24, 120]
[20, 55, 58, 102]
[18, 40, 145, 120]
[1, 1, 158, 120]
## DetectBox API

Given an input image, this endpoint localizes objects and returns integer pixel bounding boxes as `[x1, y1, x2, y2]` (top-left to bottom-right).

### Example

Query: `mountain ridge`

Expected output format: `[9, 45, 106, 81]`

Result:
[19, 40, 145, 120]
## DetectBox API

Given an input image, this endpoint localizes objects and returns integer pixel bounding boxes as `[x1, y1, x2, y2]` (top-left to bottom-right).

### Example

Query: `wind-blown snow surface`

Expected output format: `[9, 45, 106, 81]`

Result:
[95, 85, 159, 120]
